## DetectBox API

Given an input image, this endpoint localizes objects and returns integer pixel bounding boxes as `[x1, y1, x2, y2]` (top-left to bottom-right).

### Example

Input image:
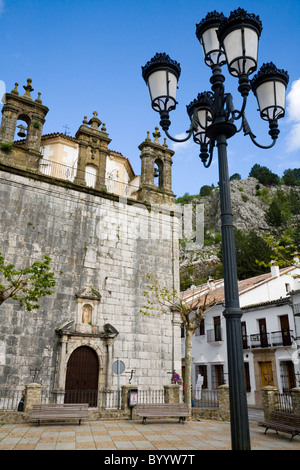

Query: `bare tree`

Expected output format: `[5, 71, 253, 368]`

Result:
[140, 274, 217, 411]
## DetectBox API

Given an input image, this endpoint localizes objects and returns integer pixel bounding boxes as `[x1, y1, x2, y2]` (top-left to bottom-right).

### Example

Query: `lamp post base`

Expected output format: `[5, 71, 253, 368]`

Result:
[224, 307, 251, 450]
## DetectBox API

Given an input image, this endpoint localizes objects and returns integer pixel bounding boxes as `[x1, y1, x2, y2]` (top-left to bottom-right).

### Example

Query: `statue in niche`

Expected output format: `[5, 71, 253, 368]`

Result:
[82, 304, 92, 324]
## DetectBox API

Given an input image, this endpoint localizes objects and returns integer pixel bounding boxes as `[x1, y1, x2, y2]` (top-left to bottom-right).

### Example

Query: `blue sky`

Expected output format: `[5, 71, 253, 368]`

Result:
[0, 0, 299, 197]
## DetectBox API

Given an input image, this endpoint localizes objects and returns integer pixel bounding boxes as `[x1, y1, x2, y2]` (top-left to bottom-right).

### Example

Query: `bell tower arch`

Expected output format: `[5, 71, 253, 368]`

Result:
[137, 127, 175, 205]
[74, 112, 111, 190]
[0, 79, 49, 169]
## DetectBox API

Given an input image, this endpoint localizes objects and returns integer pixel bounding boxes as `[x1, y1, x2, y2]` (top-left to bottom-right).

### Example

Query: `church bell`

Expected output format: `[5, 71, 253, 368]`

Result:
[17, 124, 27, 138]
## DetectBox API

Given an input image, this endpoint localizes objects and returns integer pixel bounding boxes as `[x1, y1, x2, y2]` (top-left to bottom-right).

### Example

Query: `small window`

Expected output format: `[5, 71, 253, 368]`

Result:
[212, 364, 224, 388]
[294, 303, 300, 315]
[200, 319, 205, 336]
[195, 364, 207, 389]
[244, 362, 251, 392]
[214, 316, 222, 341]
[195, 319, 205, 336]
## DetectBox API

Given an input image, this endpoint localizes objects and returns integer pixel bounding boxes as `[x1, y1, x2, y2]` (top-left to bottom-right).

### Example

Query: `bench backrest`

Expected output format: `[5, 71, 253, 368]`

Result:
[32, 403, 89, 411]
[270, 411, 300, 426]
[136, 403, 188, 411]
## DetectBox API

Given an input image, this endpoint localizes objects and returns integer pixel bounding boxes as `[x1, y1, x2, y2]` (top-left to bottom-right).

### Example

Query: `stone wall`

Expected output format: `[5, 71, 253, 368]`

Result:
[261, 386, 300, 420]
[0, 167, 181, 397]
[191, 385, 230, 422]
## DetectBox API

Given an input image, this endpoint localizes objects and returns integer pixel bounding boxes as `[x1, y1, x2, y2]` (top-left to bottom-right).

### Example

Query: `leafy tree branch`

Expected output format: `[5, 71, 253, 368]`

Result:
[256, 234, 299, 270]
[0, 253, 56, 311]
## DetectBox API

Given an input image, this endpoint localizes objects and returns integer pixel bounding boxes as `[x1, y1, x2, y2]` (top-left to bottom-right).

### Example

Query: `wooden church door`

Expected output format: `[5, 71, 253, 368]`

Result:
[65, 346, 99, 406]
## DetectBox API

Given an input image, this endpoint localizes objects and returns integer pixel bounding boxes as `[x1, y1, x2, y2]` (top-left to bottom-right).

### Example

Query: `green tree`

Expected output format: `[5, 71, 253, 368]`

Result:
[199, 185, 213, 197]
[176, 192, 191, 204]
[176, 192, 201, 205]
[265, 200, 285, 227]
[293, 221, 300, 247]
[257, 234, 299, 268]
[288, 189, 300, 215]
[230, 173, 241, 181]
[282, 168, 300, 186]
[249, 164, 280, 186]
[0, 254, 56, 311]
[233, 229, 275, 279]
[265, 190, 292, 228]
[140, 274, 216, 411]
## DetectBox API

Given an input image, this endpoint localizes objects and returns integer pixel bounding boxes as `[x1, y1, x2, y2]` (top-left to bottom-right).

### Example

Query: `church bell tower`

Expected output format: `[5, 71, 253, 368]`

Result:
[137, 127, 175, 205]
[0, 79, 49, 169]
[74, 112, 111, 190]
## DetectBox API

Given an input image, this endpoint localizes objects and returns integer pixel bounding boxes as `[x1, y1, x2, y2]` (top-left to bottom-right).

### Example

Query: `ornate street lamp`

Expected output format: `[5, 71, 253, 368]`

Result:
[142, 8, 289, 451]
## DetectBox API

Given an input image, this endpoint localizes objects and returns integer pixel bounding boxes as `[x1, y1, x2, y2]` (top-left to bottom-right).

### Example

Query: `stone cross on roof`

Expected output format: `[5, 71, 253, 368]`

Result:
[89, 111, 102, 130]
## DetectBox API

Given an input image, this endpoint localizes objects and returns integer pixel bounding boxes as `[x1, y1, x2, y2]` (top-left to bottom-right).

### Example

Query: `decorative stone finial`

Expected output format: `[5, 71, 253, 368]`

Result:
[11, 83, 19, 95]
[153, 126, 161, 143]
[23, 78, 34, 99]
[145, 131, 151, 141]
[163, 138, 168, 148]
[101, 123, 106, 132]
[35, 92, 42, 103]
[82, 116, 88, 126]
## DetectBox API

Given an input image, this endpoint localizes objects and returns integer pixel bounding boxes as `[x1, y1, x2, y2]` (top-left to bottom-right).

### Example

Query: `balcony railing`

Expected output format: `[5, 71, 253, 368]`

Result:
[207, 327, 223, 343]
[244, 329, 293, 349]
[38, 158, 139, 197]
[271, 329, 293, 346]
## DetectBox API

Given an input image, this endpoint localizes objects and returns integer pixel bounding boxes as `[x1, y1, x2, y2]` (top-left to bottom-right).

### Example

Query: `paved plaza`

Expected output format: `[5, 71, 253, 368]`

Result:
[0, 418, 299, 451]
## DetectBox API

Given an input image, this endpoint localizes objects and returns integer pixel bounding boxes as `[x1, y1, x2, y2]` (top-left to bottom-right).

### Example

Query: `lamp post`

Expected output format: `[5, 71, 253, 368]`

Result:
[141, 8, 289, 451]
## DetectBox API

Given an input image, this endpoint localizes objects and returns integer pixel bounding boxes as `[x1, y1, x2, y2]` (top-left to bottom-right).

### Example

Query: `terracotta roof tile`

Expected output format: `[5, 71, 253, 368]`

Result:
[41, 132, 78, 143]
[181, 267, 295, 307]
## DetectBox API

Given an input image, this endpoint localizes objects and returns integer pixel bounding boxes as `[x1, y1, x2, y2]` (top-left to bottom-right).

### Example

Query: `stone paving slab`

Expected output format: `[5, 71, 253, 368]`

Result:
[0, 419, 299, 451]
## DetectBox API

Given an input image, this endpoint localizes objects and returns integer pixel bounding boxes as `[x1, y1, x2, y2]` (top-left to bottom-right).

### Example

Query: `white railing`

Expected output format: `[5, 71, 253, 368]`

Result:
[39, 158, 139, 197]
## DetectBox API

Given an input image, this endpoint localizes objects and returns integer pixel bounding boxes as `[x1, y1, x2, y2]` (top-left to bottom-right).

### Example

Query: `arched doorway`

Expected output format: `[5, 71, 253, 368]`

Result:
[65, 346, 99, 406]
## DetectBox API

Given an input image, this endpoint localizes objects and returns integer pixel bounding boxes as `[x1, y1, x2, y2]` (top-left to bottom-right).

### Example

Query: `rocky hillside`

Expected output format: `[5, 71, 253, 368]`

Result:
[178, 177, 300, 289]
[203, 177, 269, 232]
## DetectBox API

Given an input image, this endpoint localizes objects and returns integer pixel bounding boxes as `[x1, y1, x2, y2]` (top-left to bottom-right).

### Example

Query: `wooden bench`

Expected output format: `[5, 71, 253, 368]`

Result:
[258, 411, 300, 441]
[30, 403, 89, 426]
[136, 403, 190, 424]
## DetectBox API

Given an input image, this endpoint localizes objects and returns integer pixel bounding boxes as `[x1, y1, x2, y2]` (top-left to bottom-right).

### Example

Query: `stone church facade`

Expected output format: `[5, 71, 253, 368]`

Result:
[0, 79, 182, 405]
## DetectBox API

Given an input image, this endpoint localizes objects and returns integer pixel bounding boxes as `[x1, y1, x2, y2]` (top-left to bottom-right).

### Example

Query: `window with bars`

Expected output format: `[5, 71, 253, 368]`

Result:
[280, 360, 296, 392]
[294, 303, 300, 315]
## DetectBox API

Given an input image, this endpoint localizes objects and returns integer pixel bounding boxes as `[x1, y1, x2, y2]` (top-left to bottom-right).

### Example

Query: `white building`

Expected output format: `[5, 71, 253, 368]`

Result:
[181, 265, 300, 407]
[39, 132, 140, 198]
